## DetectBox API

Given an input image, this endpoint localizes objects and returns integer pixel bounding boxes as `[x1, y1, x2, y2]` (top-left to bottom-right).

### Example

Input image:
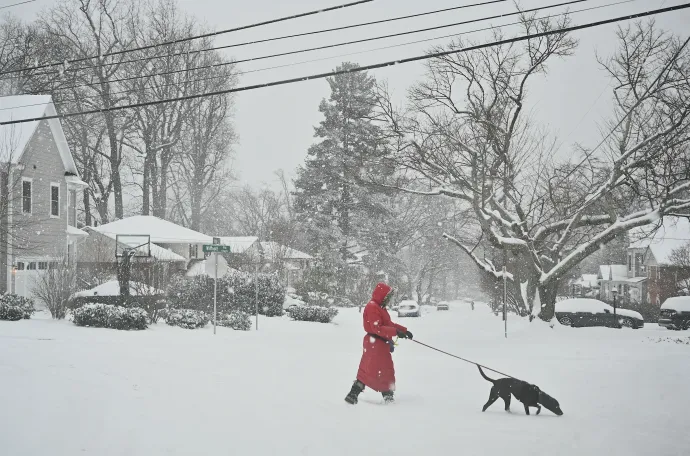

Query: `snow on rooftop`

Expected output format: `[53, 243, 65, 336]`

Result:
[599, 265, 627, 281]
[0, 95, 52, 163]
[575, 274, 599, 287]
[260, 241, 312, 260]
[95, 216, 212, 245]
[214, 236, 258, 254]
[73, 280, 163, 297]
[90, 228, 186, 262]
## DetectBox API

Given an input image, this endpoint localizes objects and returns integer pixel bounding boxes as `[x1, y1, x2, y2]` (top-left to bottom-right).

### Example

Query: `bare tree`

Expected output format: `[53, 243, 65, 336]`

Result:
[31, 258, 77, 319]
[377, 16, 690, 320]
[669, 241, 690, 295]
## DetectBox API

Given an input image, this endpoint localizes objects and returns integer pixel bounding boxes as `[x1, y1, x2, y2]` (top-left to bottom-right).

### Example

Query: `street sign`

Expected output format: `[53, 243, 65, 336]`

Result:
[203, 244, 231, 253]
[213, 237, 221, 245]
[205, 253, 229, 279]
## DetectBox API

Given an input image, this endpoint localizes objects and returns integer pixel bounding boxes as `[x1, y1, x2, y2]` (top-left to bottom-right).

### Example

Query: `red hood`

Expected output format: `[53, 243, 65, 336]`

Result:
[371, 282, 392, 306]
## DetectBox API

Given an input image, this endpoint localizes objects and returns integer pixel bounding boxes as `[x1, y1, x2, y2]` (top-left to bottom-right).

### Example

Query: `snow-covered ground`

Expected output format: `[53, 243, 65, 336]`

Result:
[1, 302, 688, 455]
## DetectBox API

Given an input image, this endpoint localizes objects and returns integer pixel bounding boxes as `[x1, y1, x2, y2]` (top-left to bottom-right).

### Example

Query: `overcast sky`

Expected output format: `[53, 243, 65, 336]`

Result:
[11, 0, 690, 191]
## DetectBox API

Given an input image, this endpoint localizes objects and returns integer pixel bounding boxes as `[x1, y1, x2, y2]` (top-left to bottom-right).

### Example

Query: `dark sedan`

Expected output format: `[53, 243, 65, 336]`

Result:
[556, 298, 644, 329]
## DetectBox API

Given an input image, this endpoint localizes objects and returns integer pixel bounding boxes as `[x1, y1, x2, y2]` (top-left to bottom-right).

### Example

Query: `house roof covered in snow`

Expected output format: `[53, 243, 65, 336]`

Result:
[598, 265, 627, 281]
[214, 236, 259, 254]
[629, 217, 690, 266]
[0, 95, 80, 175]
[260, 241, 312, 260]
[85, 227, 186, 262]
[575, 274, 599, 288]
[95, 216, 212, 245]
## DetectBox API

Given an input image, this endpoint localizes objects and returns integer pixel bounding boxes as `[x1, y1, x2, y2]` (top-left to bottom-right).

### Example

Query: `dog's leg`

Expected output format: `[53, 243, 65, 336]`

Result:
[500, 391, 511, 412]
[536, 405, 541, 415]
[482, 386, 500, 412]
[523, 404, 530, 415]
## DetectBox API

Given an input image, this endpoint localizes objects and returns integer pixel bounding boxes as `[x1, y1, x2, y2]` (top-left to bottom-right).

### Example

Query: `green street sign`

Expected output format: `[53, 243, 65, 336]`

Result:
[203, 244, 231, 253]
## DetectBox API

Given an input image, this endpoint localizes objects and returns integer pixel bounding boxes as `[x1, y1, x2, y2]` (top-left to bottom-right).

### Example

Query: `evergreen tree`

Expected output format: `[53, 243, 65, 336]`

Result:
[293, 62, 392, 301]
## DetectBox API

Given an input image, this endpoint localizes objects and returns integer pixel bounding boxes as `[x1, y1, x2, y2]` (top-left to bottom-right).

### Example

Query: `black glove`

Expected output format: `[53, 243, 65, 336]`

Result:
[397, 329, 413, 340]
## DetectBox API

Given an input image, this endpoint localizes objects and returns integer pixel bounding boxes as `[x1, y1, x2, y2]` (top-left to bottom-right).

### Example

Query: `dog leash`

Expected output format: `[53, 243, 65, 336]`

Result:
[412, 339, 518, 380]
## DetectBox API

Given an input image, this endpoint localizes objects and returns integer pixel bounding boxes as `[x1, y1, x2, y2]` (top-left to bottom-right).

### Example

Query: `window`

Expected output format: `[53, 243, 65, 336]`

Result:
[68, 190, 77, 226]
[27, 262, 37, 270]
[50, 184, 60, 217]
[16, 262, 25, 271]
[657, 267, 661, 280]
[22, 179, 32, 214]
[628, 254, 632, 271]
[38, 262, 48, 270]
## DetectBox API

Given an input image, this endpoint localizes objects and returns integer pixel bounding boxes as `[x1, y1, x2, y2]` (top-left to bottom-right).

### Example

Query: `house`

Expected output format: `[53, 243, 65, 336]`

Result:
[570, 274, 599, 297]
[91, 215, 213, 262]
[597, 265, 628, 301]
[259, 241, 313, 287]
[0, 95, 89, 297]
[213, 236, 261, 269]
[76, 227, 187, 289]
[630, 217, 690, 306]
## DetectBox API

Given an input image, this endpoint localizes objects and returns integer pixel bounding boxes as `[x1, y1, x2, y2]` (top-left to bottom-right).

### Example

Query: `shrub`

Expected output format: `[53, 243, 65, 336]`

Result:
[167, 271, 285, 317]
[288, 305, 338, 323]
[165, 309, 209, 329]
[31, 259, 76, 319]
[70, 295, 166, 322]
[72, 304, 148, 330]
[0, 294, 35, 320]
[217, 311, 252, 331]
[0, 303, 24, 321]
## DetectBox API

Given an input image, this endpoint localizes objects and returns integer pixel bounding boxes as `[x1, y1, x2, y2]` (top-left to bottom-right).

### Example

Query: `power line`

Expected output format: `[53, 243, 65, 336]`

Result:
[0, 0, 36, 10]
[3, 0, 632, 112]
[46, 0, 511, 76]
[0, 0, 374, 77]
[1, 2, 688, 127]
[21, 0, 592, 90]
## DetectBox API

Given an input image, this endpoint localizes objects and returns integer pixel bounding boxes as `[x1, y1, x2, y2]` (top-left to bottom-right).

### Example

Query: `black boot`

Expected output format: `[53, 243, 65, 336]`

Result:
[382, 391, 394, 404]
[345, 381, 365, 405]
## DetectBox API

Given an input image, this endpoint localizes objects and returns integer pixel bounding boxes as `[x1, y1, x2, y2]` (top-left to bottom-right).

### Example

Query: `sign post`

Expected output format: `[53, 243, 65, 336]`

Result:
[503, 266, 507, 339]
[203, 244, 231, 335]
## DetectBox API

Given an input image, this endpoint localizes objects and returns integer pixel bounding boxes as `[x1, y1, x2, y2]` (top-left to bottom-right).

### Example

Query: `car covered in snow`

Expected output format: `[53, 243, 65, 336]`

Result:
[437, 301, 450, 311]
[555, 298, 644, 329]
[397, 300, 421, 317]
[658, 296, 690, 330]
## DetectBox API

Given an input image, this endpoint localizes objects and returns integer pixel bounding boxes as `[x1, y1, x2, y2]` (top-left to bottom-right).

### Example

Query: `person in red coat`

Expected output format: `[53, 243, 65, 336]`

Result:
[344, 282, 413, 405]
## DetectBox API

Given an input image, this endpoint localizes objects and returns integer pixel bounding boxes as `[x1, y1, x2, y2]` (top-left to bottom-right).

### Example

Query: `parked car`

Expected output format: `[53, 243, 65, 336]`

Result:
[658, 296, 690, 330]
[555, 298, 644, 329]
[397, 300, 421, 317]
[437, 301, 449, 311]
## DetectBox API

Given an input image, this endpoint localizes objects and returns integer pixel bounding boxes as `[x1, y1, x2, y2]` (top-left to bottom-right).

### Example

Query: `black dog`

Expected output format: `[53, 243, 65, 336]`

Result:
[478, 366, 563, 416]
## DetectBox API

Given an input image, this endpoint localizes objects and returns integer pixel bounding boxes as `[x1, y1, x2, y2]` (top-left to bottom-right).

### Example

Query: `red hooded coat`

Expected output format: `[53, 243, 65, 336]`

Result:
[356, 283, 408, 393]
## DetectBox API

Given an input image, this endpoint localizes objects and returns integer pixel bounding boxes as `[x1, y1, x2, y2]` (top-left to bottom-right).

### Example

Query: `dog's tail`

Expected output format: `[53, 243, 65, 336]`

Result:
[477, 365, 495, 383]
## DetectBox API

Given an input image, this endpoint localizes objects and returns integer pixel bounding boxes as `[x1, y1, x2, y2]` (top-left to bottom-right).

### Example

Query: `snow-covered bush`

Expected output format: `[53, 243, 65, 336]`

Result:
[217, 311, 252, 331]
[0, 294, 35, 320]
[167, 271, 285, 317]
[288, 305, 338, 323]
[165, 309, 209, 329]
[72, 304, 148, 330]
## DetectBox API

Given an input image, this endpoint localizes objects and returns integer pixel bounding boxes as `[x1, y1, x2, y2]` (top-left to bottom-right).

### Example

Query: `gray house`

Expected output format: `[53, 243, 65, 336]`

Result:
[0, 95, 88, 296]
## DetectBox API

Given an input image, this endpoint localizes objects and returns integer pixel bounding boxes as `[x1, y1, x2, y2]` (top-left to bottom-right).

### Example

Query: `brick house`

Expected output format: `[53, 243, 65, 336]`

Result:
[630, 217, 690, 306]
[0, 95, 89, 297]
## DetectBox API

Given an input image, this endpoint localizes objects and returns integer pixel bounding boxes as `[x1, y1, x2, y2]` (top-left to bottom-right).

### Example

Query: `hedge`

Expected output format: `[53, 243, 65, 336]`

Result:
[72, 304, 148, 330]
[165, 309, 209, 329]
[288, 305, 338, 323]
[0, 295, 35, 321]
[217, 311, 252, 331]
[70, 295, 166, 321]
[167, 270, 285, 317]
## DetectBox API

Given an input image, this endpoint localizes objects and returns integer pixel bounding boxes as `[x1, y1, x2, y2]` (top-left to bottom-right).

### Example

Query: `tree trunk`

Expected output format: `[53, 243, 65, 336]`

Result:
[537, 282, 560, 321]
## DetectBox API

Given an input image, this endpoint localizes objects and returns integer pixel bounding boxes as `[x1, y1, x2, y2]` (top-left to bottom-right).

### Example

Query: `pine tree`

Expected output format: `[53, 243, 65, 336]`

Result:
[293, 62, 392, 302]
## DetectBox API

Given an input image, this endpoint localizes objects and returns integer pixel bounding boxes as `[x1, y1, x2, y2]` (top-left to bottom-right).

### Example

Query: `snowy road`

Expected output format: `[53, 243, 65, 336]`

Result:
[1, 304, 689, 455]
